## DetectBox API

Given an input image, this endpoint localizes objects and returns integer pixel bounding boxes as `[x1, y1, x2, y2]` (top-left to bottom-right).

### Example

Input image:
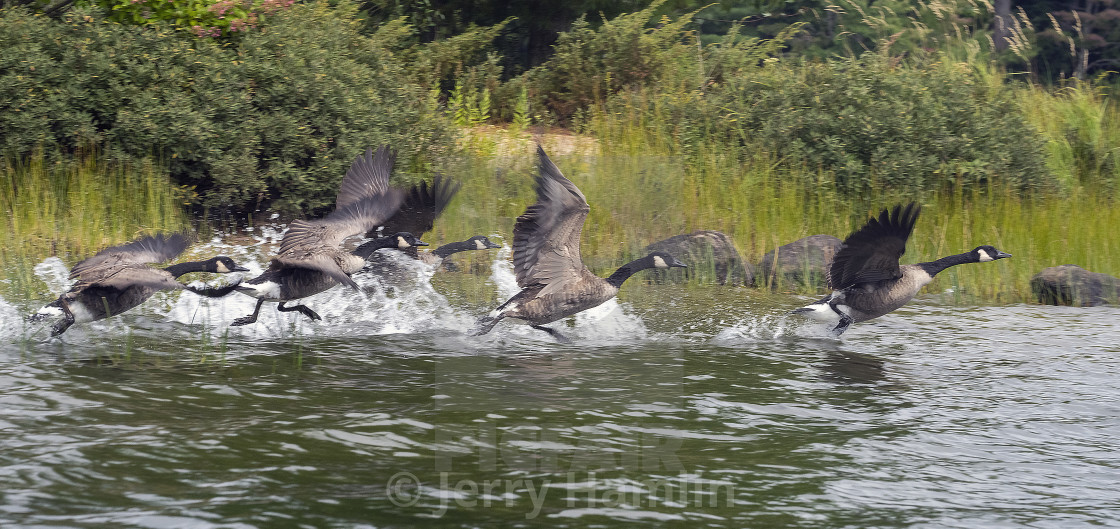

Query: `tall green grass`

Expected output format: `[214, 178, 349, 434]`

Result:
[0, 147, 186, 301]
[437, 86, 1120, 305]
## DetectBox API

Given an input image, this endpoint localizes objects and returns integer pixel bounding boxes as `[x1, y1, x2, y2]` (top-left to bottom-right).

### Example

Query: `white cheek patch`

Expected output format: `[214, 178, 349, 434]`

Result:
[653, 256, 668, 269]
[475, 239, 486, 250]
[216, 262, 230, 273]
[397, 236, 411, 249]
[978, 249, 994, 262]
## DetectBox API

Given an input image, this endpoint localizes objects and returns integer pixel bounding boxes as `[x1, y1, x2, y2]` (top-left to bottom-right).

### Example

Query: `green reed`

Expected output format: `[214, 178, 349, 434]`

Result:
[0, 147, 186, 301]
[437, 87, 1120, 305]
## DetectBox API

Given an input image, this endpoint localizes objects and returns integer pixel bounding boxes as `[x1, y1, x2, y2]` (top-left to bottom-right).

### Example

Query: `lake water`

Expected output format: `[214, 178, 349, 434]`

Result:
[1, 238, 1118, 528]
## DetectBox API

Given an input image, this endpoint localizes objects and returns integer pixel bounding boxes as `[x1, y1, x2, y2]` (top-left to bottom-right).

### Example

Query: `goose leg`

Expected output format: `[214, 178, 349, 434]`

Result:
[531, 325, 571, 344]
[278, 301, 321, 322]
[231, 299, 265, 326]
[830, 314, 853, 337]
[471, 315, 503, 336]
[51, 300, 76, 337]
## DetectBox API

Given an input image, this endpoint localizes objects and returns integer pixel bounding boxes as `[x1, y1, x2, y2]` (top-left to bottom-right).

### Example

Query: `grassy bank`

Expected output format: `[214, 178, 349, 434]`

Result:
[0, 149, 186, 300]
[438, 104, 1120, 305]
[3, 82, 1119, 308]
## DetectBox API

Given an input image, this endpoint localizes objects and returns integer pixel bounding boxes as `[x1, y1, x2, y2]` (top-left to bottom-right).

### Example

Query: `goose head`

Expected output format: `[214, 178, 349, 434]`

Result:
[392, 232, 429, 249]
[973, 246, 1012, 262]
[207, 256, 250, 273]
[469, 235, 502, 250]
[648, 252, 688, 269]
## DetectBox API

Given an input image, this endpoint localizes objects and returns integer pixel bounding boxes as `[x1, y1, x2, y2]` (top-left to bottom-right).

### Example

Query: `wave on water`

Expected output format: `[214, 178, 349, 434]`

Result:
[10, 229, 665, 345]
[476, 245, 653, 344]
[711, 311, 833, 345]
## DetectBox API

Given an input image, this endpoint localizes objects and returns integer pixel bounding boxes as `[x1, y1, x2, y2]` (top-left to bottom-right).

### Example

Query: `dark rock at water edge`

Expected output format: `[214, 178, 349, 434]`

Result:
[757, 235, 842, 290]
[643, 230, 754, 286]
[1030, 265, 1120, 306]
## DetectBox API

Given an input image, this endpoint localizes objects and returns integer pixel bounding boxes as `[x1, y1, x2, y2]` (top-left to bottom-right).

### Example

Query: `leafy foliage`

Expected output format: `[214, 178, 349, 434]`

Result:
[0, 2, 454, 214]
[79, 0, 297, 37]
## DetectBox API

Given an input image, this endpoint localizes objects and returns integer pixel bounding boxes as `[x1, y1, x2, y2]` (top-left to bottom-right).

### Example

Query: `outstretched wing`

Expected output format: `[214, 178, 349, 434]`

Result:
[375, 174, 461, 238]
[828, 202, 921, 290]
[512, 146, 590, 291]
[280, 193, 404, 256]
[275, 192, 404, 290]
[85, 266, 183, 292]
[70, 233, 190, 282]
[336, 145, 396, 209]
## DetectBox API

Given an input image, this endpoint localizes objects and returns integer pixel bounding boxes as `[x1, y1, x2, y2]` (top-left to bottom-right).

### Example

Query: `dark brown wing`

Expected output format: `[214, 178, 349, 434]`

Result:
[85, 266, 183, 292]
[274, 192, 404, 290]
[828, 202, 921, 290]
[272, 253, 359, 290]
[70, 233, 190, 282]
[371, 174, 461, 239]
[335, 145, 395, 209]
[512, 146, 590, 292]
[280, 193, 404, 256]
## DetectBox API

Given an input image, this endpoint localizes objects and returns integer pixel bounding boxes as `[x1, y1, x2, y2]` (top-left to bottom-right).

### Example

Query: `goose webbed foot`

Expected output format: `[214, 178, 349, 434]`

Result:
[470, 315, 502, 337]
[50, 319, 74, 337]
[231, 299, 265, 327]
[830, 315, 853, 337]
[278, 301, 321, 322]
[531, 325, 571, 344]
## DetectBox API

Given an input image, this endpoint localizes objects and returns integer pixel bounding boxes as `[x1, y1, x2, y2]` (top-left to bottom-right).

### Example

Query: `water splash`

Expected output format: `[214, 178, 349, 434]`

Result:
[478, 245, 651, 342]
[33, 257, 71, 293]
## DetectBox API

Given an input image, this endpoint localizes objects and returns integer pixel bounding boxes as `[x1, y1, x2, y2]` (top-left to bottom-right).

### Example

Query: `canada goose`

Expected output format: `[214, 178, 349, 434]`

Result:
[30, 234, 248, 336]
[231, 146, 425, 326]
[472, 146, 687, 342]
[350, 150, 500, 268]
[791, 202, 1011, 335]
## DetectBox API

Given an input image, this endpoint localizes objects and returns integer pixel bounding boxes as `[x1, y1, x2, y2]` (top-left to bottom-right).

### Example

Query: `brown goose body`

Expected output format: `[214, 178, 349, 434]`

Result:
[473, 146, 685, 342]
[793, 203, 1011, 335]
[231, 146, 423, 326]
[31, 234, 247, 336]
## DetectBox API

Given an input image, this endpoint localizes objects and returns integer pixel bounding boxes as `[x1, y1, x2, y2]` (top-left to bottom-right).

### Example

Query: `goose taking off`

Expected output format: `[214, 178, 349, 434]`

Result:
[353, 153, 500, 268]
[231, 146, 425, 326]
[473, 146, 686, 343]
[30, 234, 248, 336]
[792, 202, 1011, 336]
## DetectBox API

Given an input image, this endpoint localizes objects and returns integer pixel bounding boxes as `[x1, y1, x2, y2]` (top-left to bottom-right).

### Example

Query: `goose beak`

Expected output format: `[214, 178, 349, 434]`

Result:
[669, 257, 688, 268]
[485, 240, 501, 249]
[995, 251, 1012, 259]
[233, 265, 251, 272]
[416, 239, 430, 247]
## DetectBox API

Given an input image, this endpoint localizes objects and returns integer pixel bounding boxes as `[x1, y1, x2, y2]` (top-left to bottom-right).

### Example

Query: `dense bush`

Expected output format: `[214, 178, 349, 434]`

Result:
[602, 51, 1053, 195]
[0, 2, 453, 214]
[714, 54, 1051, 194]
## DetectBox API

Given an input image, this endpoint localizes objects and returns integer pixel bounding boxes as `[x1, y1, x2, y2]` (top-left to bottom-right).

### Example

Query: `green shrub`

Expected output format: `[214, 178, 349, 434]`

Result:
[598, 51, 1053, 196]
[0, 2, 454, 215]
[714, 53, 1051, 194]
[80, 0, 296, 37]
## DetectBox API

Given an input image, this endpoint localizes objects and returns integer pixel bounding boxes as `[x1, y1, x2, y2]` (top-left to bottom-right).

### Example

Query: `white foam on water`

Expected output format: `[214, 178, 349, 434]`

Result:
[478, 244, 651, 343]
[710, 312, 819, 344]
[34, 257, 72, 293]
[159, 234, 485, 339]
[0, 294, 25, 341]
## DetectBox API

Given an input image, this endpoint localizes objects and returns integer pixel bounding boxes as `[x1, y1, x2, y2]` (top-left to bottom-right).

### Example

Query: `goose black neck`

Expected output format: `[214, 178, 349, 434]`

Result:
[606, 257, 653, 288]
[352, 236, 400, 259]
[164, 261, 210, 278]
[919, 252, 976, 277]
[433, 240, 472, 259]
